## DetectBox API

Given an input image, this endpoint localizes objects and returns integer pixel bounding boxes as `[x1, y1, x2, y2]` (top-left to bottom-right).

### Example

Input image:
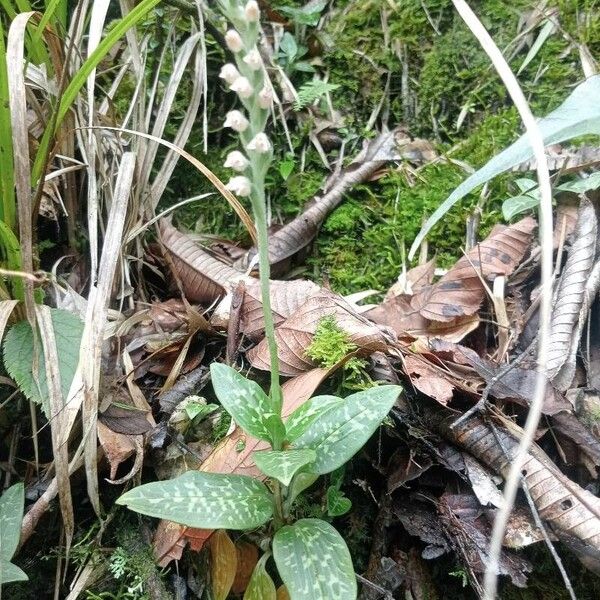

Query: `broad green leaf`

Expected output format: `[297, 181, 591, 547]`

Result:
[293, 386, 401, 474]
[116, 471, 273, 530]
[0, 560, 28, 585]
[326, 487, 352, 517]
[279, 32, 298, 61]
[502, 194, 540, 220]
[244, 554, 276, 600]
[254, 449, 316, 487]
[3, 309, 84, 416]
[409, 75, 600, 259]
[285, 395, 344, 443]
[210, 363, 284, 444]
[0, 483, 24, 562]
[557, 172, 600, 194]
[284, 473, 318, 513]
[273, 519, 356, 600]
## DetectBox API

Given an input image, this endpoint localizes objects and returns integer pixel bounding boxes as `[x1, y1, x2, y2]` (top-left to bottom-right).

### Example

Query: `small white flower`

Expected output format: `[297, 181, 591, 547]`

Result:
[247, 132, 271, 154]
[225, 30, 244, 53]
[224, 110, 249, 132]
[258, 86, 273, 109]
[230, 76, 253, 99]
[244, 0, 260, 22]
[243, 48, 262, 71]
[224, 150, 250, 172]
[226, 176, 252, 197]
[219, 63, 240, 85]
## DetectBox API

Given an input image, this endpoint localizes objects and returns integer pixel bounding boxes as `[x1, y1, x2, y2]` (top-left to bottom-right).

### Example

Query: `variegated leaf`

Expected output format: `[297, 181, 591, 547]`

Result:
[273, 519, 356, 599]
[284, 473, 319, 513]
[294, 385, 401, 474]
[0, 560, 27, 585]
[117, 471, 273, 530]
[211, 363, 285, 444]
[284, 395, 343, 442]
[244, 554, 276, 600]
[254, 449, 316, 487]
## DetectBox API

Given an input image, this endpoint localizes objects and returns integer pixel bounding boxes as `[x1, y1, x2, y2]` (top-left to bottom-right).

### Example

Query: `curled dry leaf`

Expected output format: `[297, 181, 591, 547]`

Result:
[209, 529, 237, 600]
[240, 278, 320, 341]
[547, 197, 597, 381]
[412, 217, 536, 322]
[159, 220, 246, 303]
[238, 130, 400, 275]
[248, 289, 393, 376]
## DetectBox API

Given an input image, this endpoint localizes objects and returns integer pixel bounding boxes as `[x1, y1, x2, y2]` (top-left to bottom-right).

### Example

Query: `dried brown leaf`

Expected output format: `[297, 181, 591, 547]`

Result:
[413, 217, 536, 322]
[402, 354, 454, 405]
[209, 529, 237, 600]
[248, 290, 393, 376]
[97, 421, 136, 480]
[99, 403, 152, 435]
[160, 220, 245, 303]
[231, 542, 259, 595]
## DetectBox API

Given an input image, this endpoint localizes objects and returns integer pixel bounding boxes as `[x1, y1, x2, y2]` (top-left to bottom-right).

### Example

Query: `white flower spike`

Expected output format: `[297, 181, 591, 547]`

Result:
[226, 176, 252, 197]
[247, 133, 271, 154]
[219, 63, 240, 85]
[225, 30, 244, 53]
[224, 151, 250, 172]
[230, 76, 253, 99]
[224, 110, 249, 132]
[244, 0, 260, 22]
[258, 86, 273, 109]
[243, 49, 262, 71]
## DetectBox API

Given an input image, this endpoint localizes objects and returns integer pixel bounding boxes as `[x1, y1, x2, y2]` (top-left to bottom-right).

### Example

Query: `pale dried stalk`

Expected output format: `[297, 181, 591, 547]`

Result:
[451, 2, 553, 599]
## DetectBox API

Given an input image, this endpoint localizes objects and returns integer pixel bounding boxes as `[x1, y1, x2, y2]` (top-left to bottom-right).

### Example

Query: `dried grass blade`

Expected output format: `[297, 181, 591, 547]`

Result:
[34, 304, 74, 551]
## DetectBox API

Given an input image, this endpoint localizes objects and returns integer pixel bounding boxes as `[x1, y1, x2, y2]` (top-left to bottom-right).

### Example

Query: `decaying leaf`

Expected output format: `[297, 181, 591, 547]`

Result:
[239, 130, 401, 275]
[402, 354, 454, 405]
[231, 542, 259, 595]
[248, 289, 393, 376]
[208, 529, 237, 600]
[412, 217, 536, 322]
[160, 220, 246, 303]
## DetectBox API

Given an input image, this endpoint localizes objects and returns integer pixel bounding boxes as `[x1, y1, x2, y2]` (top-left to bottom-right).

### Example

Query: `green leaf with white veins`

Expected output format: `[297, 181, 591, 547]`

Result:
[273, 519, 356, 600]
[210, 363, 284, 444]
[116, 472, 273, 530]
[285, 395, 344, 442]
[254, 449, 316, 486]
[294, 385, 401, 474]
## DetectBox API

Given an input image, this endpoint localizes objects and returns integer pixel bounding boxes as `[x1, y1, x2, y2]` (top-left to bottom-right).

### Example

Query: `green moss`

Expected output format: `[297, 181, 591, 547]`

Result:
[305, 316, 357, 368]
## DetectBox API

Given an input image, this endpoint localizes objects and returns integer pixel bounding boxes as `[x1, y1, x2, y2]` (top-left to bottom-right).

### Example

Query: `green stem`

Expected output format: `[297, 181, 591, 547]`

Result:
[250, 186, 283, 416]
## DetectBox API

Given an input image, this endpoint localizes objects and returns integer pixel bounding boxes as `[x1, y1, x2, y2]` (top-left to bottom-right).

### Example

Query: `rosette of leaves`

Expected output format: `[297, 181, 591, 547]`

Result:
[118, 363, 401, 599]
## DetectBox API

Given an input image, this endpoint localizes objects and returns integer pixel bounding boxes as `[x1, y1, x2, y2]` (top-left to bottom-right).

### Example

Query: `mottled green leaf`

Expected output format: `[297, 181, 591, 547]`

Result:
[244, 554, 276, 600]
[557, 171, 600, 194]
[0, 483, 23, 562]
[254, 449, 316, 487]
[410, 75, 600, 258]
[0, 560, 27, 585]
[116, 471, 273, 530]
[294, 385, 401, 474]
[502, 194, 540, 220]
[273, 519, 356, 600]
[326, 487, 352, 517]
[285, 395, 343, 442]
[284, 473, 319, 513]
[3, 309, 84, 416]
[210, 363, 284, 444]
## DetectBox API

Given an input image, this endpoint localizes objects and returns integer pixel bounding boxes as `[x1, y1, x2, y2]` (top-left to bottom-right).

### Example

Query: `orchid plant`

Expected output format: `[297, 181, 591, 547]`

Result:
[117, 3, 401, 598]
